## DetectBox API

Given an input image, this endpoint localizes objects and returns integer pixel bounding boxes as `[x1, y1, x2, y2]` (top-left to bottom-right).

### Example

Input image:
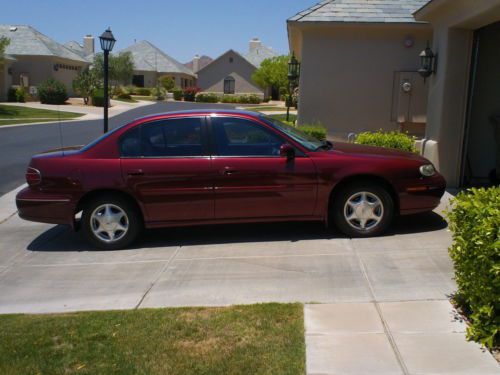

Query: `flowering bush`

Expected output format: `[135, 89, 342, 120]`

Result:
[183, 87, 200, 102]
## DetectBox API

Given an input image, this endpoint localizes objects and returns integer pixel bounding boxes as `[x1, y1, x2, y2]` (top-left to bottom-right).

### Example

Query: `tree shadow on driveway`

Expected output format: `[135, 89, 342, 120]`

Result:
[27, 211, 448, 252]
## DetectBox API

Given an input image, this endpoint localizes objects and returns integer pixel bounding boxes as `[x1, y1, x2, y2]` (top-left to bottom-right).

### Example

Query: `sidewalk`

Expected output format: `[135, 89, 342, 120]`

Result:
[305, 300, 499, 374]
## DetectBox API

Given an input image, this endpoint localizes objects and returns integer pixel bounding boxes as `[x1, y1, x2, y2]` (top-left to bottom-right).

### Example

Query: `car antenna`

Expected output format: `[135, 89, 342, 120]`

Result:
[57, 103, 65, 156]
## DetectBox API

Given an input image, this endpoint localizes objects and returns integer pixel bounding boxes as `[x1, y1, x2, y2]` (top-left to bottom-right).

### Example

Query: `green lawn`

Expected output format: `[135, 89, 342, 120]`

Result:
[243, 106, 287, 112]
[268, 113, 298, 124]
[0, 303, 305, 375]
[0, 104, 84, 126]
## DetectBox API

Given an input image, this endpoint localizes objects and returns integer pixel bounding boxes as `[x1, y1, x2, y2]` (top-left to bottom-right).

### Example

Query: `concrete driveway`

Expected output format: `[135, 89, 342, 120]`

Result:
[0, 193, 455, 314]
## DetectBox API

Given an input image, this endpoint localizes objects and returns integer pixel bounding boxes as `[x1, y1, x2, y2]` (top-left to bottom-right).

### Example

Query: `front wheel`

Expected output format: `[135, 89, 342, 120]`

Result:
[81, 195, 142, 250]
[331, 183, 394, 238]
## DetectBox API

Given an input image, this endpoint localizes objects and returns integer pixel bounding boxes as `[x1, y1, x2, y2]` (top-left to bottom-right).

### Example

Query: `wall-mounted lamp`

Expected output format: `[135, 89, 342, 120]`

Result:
[418, 43, 437, 80]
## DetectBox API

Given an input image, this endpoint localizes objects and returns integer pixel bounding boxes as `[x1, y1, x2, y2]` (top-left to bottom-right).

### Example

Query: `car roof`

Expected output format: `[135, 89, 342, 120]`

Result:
[134, 109, 263, 122]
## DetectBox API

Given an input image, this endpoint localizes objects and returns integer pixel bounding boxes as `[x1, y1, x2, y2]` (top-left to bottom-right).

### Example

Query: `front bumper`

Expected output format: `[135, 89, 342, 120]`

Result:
[16, 187, 76, 226]
[398, 173, 447, 215]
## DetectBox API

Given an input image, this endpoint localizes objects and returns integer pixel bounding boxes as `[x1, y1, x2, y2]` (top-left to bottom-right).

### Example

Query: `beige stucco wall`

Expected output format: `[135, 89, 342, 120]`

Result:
[290, 23, 432, 139]
[8, 56, 88, 96]
[415, 0, 500, 187]
[197, 50, 264, 96]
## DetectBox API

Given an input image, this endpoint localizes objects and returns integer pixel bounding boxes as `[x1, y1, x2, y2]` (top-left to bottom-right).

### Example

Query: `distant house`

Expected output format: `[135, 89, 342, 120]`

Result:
[197, 38, 278, 98]
[184, 55, 213, 73]
[118, 40, 196, 88]
[288, 0, 431, 138]
[0, 25, 90, 98]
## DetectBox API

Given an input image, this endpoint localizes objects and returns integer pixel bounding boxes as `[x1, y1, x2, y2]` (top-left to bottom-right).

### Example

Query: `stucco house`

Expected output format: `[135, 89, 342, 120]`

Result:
[288, 0, 431, 139]
[197, 38, 278, 98]
[414, 0, 500, 187]
[118, 40, 196, 89]
[0, 25, 90, 98]
[289, 0, 500, 188]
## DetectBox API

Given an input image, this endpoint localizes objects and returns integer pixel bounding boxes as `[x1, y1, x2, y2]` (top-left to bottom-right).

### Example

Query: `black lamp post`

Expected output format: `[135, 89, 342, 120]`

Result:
[99, 28, 116, 133]
[418, 43, 437, 81]
[287, 52, 300, 122]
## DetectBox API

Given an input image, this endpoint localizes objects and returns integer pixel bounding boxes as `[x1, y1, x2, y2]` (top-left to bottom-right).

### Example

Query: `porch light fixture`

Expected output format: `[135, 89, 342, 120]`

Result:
[287, 52, 301, 122]
[99, 28, 116, 133]
[418, 43, 437, 80]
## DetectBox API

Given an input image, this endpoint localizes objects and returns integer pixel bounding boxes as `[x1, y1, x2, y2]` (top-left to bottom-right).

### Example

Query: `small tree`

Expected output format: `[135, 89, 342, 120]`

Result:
[0, 37, 10, 65]
[73, 68, 98, 105]
[252, 55, 289, 94]
[93, 51, 134, 91]
[159, 76, 175, 92]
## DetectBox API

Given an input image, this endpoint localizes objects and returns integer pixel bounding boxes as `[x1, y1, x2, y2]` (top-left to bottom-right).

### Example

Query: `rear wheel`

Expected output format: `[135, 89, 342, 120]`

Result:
[82, 195, 142, 250]
[331, 183, 394, 237]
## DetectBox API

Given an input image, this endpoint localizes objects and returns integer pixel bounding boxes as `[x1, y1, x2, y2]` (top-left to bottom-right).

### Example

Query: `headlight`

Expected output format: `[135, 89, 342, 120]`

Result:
[420, 164, 436, 177]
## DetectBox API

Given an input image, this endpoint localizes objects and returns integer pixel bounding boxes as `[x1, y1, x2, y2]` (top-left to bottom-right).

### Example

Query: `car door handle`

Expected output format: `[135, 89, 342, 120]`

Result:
[222, 168, 239, 176]
[127, 169, 144, 177]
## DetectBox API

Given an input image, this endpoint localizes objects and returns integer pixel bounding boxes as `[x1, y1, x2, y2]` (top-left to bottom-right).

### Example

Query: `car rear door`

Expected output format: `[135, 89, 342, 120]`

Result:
[120, 116, 214, 224]
[209, 115, 318, 220]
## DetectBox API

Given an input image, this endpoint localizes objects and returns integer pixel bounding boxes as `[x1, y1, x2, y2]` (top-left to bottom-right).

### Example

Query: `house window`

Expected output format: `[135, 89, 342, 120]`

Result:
[224, 76, 235, 94]
[132, 75, 145, 87]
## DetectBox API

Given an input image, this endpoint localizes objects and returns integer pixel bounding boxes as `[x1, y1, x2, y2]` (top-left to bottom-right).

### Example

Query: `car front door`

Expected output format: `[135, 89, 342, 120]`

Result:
[120, 116, 214, 224]
[210, 116, 318, 220]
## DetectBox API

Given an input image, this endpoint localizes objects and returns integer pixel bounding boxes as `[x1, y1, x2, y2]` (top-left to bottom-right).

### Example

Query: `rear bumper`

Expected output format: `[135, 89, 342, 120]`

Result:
[398, 173, 446, 215]
[16, 187, 76, 226]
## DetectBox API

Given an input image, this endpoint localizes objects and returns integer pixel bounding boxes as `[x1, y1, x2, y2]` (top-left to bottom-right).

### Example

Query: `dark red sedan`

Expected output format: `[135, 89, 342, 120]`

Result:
[16, 110, 445, 249]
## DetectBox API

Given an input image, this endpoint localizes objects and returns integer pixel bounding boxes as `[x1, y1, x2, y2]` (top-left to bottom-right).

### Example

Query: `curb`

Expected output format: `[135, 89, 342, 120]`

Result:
[0, 184, 26, 224]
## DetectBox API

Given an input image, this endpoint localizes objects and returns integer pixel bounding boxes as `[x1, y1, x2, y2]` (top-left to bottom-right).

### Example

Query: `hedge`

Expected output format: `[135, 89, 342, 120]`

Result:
[172, 87, 183, 101]
[196, 93, 219, 103]
[355, 130, 416, 153]
[446, 187, 500, 348]
[299, 124, 327, 141]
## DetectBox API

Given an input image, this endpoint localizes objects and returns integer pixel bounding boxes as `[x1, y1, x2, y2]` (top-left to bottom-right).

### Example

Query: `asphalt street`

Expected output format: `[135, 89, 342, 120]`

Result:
[0, 101, 235, 196]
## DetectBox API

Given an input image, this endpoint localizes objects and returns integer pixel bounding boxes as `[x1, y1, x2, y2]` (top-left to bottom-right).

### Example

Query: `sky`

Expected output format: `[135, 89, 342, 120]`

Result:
[0, 0, 316, 62]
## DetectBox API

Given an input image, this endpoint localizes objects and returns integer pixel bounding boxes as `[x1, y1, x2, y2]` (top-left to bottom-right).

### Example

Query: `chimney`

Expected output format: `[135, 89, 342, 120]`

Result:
[249, 38, 262, 53]
[83, 35, 94, 56]
[192, 54, 200, 73]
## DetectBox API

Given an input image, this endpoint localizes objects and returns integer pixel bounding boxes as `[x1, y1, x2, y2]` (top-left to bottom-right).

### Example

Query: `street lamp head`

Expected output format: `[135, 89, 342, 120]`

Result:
[99, 28, 116, 52]
[288, 52, 300, 83]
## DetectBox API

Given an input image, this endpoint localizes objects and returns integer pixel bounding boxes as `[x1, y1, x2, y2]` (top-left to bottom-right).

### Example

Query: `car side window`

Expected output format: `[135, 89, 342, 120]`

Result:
[213, 117, 285, 157]
[141, 118, 205, 157]
[120, 126, 141, 157]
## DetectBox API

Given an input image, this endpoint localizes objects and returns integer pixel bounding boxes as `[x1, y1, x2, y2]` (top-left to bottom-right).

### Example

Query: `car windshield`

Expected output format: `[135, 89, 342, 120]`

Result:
[80, 123, 127, 152]
[262, 115, 328, 151]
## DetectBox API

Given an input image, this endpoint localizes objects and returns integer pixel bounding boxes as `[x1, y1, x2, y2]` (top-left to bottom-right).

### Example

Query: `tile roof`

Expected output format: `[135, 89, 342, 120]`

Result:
[244, 44, 278, 68]
[118, 40, 195, 76]
[288, 0, 430, 23]
[0, 25, 89, 62]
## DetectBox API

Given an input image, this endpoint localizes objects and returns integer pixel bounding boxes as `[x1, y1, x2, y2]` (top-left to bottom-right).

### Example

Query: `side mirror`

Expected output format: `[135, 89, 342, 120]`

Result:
[280, 143, 295, 160]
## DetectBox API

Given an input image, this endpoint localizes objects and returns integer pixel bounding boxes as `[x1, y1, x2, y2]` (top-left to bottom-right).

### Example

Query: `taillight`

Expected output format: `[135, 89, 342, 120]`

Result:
[26, 167, 41, 186]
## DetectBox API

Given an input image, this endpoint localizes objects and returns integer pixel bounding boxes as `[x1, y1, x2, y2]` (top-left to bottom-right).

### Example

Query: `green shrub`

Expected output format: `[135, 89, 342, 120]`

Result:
[355, 130, 416, 153]
[183, 87, 200, 102]
[196, 93, 219, 103]
[116, 92, 132, 100]
[151, 87, 165, 101]
[220, 94, 262, 104]
[172, 87, 183, 101]
[159, 76, 175, 92]
[134, 87, 151, 96]
[298, 123, 327, 141]
[91, 88, 105, 107]
[38, 78, 68, 104]
[15, 87, 28, 103]
[220, 95, 239, 104]
[446, 187, 500, 348]
[7, 87, 17, 102]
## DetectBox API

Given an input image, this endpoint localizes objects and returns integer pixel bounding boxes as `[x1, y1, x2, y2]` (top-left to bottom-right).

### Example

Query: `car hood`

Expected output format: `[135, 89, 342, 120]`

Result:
[330, 142, 426, 162]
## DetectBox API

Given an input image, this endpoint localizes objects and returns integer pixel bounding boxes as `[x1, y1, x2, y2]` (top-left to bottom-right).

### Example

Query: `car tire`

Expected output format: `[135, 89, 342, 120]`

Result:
[331, 183, 394, 238]
[81, 195, 142, 250]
